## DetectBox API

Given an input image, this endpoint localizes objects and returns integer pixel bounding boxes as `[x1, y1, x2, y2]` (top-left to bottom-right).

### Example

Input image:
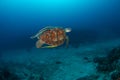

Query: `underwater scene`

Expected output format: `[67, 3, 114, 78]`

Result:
[0, 0, 120, 80]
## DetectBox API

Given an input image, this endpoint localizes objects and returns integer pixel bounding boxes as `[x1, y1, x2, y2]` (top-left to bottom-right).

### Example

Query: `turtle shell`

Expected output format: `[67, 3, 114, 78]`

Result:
[39, 28, 66, 46]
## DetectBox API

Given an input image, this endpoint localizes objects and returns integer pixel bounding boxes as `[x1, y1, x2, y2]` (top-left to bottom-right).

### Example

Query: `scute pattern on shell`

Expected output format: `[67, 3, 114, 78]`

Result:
[39, 28, 66, 46]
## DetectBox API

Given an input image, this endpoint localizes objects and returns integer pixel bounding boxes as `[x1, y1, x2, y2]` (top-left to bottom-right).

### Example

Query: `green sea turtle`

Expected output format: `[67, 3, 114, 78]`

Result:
[30, 26, 71, 48]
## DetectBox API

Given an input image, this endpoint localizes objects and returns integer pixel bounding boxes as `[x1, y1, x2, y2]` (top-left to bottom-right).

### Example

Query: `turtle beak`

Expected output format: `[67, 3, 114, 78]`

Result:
[65, 28, 72, 32]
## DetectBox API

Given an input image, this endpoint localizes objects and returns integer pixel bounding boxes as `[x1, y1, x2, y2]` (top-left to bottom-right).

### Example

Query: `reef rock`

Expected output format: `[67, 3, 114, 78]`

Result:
[94, 46, 120, 72]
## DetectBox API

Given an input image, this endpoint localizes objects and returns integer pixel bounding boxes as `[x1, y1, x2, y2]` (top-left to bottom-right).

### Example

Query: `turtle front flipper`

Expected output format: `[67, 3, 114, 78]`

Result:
[36, 39, 45, 48]
[30, 26, 53, 39]
[30, 33, 40, 39]
[66, 36, 69, 48]
[41, 45, 57, 48]
[30, 35, 36, 39]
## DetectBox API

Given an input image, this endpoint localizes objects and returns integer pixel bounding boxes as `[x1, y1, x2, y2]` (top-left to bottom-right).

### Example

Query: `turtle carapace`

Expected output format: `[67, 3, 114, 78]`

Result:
[31, 26, 71, 48]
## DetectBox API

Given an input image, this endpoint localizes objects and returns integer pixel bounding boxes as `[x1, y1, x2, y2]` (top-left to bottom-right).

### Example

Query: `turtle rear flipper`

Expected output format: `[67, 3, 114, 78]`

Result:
[36, 40, 44, 48]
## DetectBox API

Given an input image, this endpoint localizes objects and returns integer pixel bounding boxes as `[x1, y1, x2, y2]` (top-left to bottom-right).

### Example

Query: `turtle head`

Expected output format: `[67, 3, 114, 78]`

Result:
[64, 28, 72, 33]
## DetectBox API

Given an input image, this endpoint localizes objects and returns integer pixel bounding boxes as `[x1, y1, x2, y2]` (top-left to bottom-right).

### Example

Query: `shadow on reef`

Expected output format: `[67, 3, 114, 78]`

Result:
[0, 59, 63, 80]
[76, 75, 99, 80]
[0, 67, 20, 80]
[94, 46, 120, 80]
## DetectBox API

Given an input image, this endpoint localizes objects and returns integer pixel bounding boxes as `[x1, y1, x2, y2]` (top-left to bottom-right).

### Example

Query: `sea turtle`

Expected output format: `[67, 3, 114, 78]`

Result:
[30, 26, 71, 48]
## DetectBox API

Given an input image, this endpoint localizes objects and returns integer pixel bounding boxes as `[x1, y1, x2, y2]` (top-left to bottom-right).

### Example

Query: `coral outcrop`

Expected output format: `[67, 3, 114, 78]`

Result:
[94, 46, 120, 80]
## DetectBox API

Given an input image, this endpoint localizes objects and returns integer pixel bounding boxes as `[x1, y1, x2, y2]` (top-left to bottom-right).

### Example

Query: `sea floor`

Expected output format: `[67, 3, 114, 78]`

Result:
[0, 38, 120, 80]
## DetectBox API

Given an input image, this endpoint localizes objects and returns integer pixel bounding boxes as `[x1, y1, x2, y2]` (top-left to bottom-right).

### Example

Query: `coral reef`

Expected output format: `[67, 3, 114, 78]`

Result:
[94, 46, 120, 72]
[111, 71, 120, 80]
[94, 46, 120, 80]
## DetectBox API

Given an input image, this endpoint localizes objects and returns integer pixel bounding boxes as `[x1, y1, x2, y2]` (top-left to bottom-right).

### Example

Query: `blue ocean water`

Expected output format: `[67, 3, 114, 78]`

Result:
[0, 0, 120, 80]
[0, 0, 120, 51]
